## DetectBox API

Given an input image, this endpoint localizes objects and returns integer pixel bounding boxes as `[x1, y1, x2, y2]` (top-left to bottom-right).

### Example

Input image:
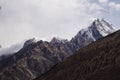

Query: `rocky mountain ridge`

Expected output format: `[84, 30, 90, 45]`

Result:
[35, 30, 120, 80]
[0, 19, 117, 80]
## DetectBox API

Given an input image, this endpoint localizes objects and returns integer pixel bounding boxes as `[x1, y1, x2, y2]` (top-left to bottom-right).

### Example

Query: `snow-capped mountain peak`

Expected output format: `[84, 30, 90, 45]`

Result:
[92, 19, 117, 36]
[72, 19, 118, 50]
[76, 19, 117, 39]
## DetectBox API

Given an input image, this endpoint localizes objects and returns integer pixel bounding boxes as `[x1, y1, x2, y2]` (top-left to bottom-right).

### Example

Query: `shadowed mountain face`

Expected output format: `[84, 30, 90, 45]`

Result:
[0, 19, 117, 80]
[35, 30, 120, 80]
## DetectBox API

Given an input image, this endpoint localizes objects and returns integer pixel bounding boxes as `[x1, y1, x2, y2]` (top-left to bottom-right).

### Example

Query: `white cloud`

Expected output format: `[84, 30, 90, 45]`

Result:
[0, 0, 103, 48]
[109, 2, 120, 11]
[0, 42, 24, 56]
[0, 0, 120, 56]
[99, 0, 108, 3]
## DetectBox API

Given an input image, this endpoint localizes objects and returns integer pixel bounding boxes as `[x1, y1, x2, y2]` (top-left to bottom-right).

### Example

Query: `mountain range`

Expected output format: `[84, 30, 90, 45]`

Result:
[0, 19, 117, 80]
[35, 29, 120, 80]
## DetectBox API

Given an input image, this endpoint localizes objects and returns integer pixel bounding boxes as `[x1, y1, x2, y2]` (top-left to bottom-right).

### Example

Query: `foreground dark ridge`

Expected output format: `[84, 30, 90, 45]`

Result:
[35, 30, 120, 80]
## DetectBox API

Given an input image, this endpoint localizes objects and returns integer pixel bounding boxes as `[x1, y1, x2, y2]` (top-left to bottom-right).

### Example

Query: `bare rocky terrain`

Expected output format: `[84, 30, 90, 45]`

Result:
[35, 30, 120, 80]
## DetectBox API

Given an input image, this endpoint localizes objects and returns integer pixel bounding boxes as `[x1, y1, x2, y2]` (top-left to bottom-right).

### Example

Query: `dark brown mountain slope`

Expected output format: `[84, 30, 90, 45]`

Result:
[35, 30, 120, 80]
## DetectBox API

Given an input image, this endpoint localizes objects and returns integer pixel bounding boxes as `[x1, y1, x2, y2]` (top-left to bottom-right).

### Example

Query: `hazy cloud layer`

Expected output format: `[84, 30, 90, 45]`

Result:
[0, 41, 24, 56]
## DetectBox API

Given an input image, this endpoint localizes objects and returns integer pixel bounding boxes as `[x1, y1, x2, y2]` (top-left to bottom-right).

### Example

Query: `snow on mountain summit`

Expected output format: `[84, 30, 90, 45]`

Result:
[75, 19, 117, 41]
[93, 19, 117, 36]
[70, 19, 118, 51]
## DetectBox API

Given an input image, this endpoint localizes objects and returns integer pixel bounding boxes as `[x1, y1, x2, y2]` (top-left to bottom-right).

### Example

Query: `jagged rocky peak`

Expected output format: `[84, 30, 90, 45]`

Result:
[91, 18, 117, 36]
[23, 38, 37, 47]
[75, 18, 117, 40]
[70, 18, 118, 50]
[50, 37, 68, 43]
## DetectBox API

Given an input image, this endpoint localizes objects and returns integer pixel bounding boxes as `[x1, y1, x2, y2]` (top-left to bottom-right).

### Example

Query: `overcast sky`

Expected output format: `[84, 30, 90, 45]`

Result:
[0, 0, 120, 48]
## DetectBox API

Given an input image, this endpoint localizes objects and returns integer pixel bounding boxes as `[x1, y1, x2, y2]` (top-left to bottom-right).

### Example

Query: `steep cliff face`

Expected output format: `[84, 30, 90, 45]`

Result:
[35, 30, 120, 80]
[0, 19, 117, 80]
